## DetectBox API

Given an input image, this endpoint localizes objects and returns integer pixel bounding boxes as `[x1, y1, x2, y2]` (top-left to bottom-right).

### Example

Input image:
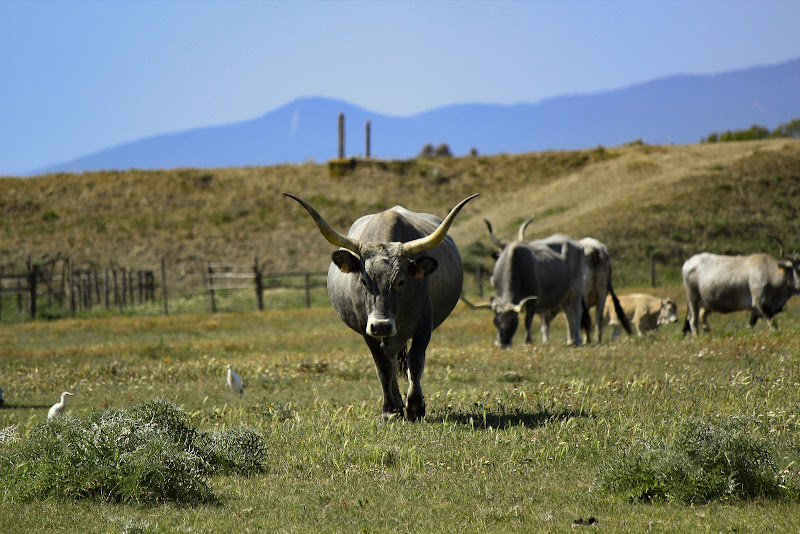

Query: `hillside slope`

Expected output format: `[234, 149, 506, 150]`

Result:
[2, 139, 799, 293]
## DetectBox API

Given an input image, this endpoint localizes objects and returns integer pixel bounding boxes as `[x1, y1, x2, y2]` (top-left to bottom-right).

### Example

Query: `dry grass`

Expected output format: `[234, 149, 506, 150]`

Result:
[2, 139, 799, 294]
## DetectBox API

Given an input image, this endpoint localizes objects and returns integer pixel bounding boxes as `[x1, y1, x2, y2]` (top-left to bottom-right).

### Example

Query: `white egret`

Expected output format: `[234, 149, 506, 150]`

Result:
[227, 365, 244, 395]
[48, 391, 74, 418]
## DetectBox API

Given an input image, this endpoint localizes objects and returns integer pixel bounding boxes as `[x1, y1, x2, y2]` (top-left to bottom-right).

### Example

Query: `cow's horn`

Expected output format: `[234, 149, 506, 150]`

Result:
[284, 193, 361, 254]
[511, 295, 537, 313]
[485, 219, 506, 249]
[402, 194, 479, 256]
[770, 234, 786, 258]
[459, 296, 493, 310]
[517, 215, 535, 242]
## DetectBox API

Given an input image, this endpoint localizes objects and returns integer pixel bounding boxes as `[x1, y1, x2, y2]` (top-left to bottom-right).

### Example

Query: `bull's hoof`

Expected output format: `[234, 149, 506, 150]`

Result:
[382, 411, 402, 422]
[405, 402, 426, 422]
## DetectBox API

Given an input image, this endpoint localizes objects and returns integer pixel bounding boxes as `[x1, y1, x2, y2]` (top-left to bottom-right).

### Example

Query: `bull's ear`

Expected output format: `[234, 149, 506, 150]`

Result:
[332, 250, 360, 274]
[409, 257, 438, 279]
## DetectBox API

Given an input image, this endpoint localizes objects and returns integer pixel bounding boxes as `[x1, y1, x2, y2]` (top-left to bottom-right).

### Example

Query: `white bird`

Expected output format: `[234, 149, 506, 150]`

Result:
[48, 391, 74, 418]
[226, 365, 244, 395]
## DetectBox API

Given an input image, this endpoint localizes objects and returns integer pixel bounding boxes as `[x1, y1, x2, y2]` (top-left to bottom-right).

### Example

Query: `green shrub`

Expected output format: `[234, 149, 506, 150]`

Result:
[0, 399, 268, 505]
[600, 418, 796, 504]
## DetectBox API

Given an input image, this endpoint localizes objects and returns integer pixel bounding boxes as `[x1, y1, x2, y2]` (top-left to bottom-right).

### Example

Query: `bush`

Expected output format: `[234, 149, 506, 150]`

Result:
[600, 418, 797, 504]
[0, 399, 268, 505]
[702, 118, 800, 143]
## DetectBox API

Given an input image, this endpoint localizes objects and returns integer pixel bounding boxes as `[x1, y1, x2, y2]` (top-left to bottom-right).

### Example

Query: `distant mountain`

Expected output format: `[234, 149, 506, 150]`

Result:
[37, 58, 800, 174]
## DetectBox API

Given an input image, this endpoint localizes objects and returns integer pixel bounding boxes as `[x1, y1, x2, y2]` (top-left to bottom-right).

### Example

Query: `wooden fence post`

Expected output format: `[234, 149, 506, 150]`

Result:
[104, 268, 110, 309]
[365, 120, 371, 158]
[254, 256, 264, 311]
[338, 113, 345, 159]
[27, 263, 39, 318]
[128, 270, 135, 305]
[67, 259, 75, 318]
[93, 269, 100, 305]
[161, 258, 169, 315]
[207, 262, 217, 313]
[113, 270, 121, 310]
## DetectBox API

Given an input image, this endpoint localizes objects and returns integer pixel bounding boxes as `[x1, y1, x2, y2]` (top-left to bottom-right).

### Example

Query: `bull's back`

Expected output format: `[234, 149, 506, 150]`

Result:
[684, 253, 756, 312]
[495, 243, 573, 310]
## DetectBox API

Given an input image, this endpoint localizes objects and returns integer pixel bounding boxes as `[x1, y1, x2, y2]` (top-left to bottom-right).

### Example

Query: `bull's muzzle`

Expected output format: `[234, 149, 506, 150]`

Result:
[366, 316, 397, 338]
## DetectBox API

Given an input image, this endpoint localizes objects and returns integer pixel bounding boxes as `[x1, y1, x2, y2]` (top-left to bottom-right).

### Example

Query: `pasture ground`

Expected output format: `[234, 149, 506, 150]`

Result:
[2, 285, 800, 533]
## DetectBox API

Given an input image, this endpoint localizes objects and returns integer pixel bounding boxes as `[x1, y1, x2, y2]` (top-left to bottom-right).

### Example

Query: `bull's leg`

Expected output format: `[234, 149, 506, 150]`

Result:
[686, 298, 701, 335]
[595, 294, 606, 344]
[563, 299, 583, 346]
[404, 329, 431, 421]
[523, 302, 536, 344]
[539, 312, 550, 344]
[364, 336, 404, 420]
[700, 308, 711, 332]
[751, 303, 777, 329]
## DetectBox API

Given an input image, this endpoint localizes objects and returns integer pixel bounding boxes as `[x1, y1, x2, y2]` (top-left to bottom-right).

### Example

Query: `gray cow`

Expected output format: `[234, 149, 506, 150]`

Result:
[515, 219, 631, 343]
[466, 220, 586, 347]
[682, 252, 800, 335]
[286, 193, 478, 420]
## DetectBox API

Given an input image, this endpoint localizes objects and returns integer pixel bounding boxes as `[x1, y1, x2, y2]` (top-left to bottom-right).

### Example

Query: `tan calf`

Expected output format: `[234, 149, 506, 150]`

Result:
[603, 293, 678, 339]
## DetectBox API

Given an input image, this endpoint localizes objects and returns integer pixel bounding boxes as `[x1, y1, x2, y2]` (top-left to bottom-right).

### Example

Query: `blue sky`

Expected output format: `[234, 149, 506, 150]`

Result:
[2, 0, 800, 176]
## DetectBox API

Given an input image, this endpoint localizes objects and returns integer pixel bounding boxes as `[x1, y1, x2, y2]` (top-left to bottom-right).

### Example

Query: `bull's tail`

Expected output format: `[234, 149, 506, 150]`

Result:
[581, 297, 592, 343]
[607, 266, 632, 336]
[683, 309, 691, 336]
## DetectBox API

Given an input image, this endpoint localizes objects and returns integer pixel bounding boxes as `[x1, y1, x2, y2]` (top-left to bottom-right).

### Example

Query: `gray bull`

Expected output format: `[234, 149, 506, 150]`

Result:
[465, 220, 586, 347]
[682, 252, 800, 335]
[576, 237, 632, 343]
[285, 193, 478, 420]
[514, 219, 631, 343]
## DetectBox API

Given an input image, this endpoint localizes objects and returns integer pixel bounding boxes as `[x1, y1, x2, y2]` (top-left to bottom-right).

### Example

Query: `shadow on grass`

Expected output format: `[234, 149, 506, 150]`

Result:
[429, 406, 591, 430]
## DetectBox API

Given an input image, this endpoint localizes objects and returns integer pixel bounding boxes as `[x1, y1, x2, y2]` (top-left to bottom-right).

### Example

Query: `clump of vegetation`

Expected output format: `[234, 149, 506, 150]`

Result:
[702, 118, 800, 143]
[600, 418, 799, 504]
[419, 143, 453, 157]
[0, 399, 268, 505]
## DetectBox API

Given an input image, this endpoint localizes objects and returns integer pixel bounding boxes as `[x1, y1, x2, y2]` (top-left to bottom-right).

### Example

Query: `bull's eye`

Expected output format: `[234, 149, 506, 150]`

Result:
[395, 279, 405, 290]
[360, 274, 372, 292]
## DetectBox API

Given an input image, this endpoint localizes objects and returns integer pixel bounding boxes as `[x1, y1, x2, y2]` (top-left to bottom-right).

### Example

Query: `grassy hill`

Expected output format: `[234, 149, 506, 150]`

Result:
[2, 138, 799, 294]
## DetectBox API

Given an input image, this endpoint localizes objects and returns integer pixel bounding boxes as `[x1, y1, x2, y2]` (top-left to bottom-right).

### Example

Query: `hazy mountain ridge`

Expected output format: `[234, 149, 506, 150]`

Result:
[35, 58, 800, 175]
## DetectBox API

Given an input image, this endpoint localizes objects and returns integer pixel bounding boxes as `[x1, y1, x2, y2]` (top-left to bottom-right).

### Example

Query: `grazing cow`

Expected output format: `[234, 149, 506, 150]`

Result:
[682, 252, 800, 335]
[576, 237, 632, 343]
[286, 193, 478, 420]
[602, 293, 678, 339]
[466, 220, 586, 347]
[487, 218, 629, 344]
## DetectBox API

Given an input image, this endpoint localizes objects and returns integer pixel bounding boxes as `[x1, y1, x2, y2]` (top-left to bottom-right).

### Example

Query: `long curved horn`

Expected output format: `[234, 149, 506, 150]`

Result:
[459, 296, 493, 310]
[402, 194, 479, 256]
[484, 219, 506, 249]
[511, 295, 537, 313]
[770, 234, 786, 258]
[517, 215, 535, 241]
[284, 193, 361, 254]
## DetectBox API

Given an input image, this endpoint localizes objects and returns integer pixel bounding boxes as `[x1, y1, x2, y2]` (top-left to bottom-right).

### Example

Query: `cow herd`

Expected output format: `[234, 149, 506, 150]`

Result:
[286, 194, 800, 420]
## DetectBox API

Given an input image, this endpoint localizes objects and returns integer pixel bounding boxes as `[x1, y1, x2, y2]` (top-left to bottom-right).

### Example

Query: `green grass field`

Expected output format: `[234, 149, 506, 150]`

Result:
[2, 291, 800, 532]
[2, 139, 800, 531]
